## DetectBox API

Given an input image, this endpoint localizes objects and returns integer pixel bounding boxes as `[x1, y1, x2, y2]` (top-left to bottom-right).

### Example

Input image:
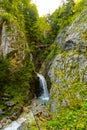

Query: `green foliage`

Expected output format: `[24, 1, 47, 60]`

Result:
[41, 80, 87, 129]
[0, 12, 14, 22]
[15, 60, 35, 83]
[45, 107, 87, 129]
[23, 3, 39, 42]
[43, 49, 87, 129]
[48, 0, 87, 41]
[0, 54, 35, 118]
[1, 0, 87, 126]
[0, 0, 52, 44]
[46, 44, 61, 61]
[48, 0, 75, 40]
[0, 1, 38, 112]
[33, 16, 51, 44]
[0, 58, 10, 86]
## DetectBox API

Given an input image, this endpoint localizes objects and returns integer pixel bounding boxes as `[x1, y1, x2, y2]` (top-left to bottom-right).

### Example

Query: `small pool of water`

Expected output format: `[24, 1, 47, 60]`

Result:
[38, 96, 50, 104]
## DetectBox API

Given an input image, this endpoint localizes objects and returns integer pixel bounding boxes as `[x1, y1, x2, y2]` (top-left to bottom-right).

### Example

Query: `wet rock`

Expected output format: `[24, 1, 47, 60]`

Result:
[3, 93, 11, 98]
[10, 106, 23, 121]
[23, 106, 31, 113]
[34, 110, 42, 117]
[11, 111, 21, 120]
[1, 99, 50, 130]
[0, 117, 9, 123]
[17, 125, 22, 130]
[5, 101, 16, 107]
[10, 112, 18, 120]
[0, 124, 2, 129]
[0, 117, 11, 128]
[4, 119, 12, 128]
[17, 111, 36, 130]
[1, 97, 9, 101]
[0, 109, 5, 115]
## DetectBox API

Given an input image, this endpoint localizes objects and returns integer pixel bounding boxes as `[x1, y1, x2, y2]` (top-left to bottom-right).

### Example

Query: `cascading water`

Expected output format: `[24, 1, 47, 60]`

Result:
[37, 73, 49, 101]
[3, 74, 49, 130]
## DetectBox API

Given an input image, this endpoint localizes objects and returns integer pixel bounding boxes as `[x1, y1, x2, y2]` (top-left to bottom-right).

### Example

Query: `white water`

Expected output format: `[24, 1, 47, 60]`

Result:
[3, 118, 26, 130]
[3, 74, 49, 130]
[3, 111, 35, 130]
[37, 73, 49, 101]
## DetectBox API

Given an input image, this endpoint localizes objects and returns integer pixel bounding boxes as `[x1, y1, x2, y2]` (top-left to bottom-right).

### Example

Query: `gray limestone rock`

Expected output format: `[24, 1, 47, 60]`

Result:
[55, 10, 87, 51]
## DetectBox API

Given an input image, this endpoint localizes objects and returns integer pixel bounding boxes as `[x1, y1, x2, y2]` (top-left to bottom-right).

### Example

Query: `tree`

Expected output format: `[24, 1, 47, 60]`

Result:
[23, 3, 39, 42]
[32, 16, 51, 44]
[49, 0, 75, 41]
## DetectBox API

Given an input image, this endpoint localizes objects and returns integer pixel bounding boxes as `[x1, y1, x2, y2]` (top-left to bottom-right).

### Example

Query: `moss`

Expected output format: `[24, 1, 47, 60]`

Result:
[82, 30, 87, 41]
[44, 106, 87, 129]
[46, 44, 61, 61]
[0, 54, 36, 119]
[48, 48, 87, 115]
[62, 50, 78, 58]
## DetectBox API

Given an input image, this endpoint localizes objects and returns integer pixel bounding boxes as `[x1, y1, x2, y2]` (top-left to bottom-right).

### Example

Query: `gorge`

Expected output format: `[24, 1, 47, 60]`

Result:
[3, 73, 49, 130]
[1, 0, 87, 129]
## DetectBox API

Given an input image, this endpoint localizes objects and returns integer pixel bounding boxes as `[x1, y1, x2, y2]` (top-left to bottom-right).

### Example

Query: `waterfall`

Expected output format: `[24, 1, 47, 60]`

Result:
[37, 73, 49, 101]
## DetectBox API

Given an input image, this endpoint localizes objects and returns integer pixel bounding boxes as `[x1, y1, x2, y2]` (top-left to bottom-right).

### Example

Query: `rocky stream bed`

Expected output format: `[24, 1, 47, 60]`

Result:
[0, 98, 51, 130]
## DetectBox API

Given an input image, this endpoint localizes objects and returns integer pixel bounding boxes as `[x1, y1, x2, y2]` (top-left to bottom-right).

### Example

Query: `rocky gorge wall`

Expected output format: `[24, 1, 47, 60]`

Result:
[55, 10, 87, 51]
[0, 18, 36, 124]
[48, 51, 87, 111]
[0, 19, 27, 66]
[44, 9, 87, 112]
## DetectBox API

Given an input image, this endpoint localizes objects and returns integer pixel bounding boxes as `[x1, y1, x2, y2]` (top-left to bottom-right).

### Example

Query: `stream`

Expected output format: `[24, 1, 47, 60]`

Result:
[2, 99, 50, 130]
[1, 73, 49, 130]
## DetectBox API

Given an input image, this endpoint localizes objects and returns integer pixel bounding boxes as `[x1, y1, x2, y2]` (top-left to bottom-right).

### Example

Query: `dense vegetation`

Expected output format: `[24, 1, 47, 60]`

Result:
[0, 0, 52, 119]
[48, 0, 87, 40]
[43, 0, 87, 129]
[1, 0, 87, 129]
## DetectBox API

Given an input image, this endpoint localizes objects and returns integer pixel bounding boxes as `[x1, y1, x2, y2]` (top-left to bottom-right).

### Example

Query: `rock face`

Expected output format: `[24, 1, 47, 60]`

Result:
[0, 20, 27, 67]
[55, 10, 87, 51]
[48, 52, 87, 112]
[46, 10, 87, 112]
[0, 18, 34, 123]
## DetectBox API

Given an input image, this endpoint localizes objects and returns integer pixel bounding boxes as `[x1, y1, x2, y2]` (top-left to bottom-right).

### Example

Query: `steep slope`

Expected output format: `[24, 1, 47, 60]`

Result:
[55, 9, 87, 51]
[48, 9, 87, 110]
[40, 8, 87, 130]
[0, 10, 36, 124]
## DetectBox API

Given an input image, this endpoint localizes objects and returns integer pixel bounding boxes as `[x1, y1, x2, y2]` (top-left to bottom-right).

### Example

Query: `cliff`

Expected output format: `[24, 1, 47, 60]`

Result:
[0, 14, 36, 122]
[40, 8, 87, 129]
